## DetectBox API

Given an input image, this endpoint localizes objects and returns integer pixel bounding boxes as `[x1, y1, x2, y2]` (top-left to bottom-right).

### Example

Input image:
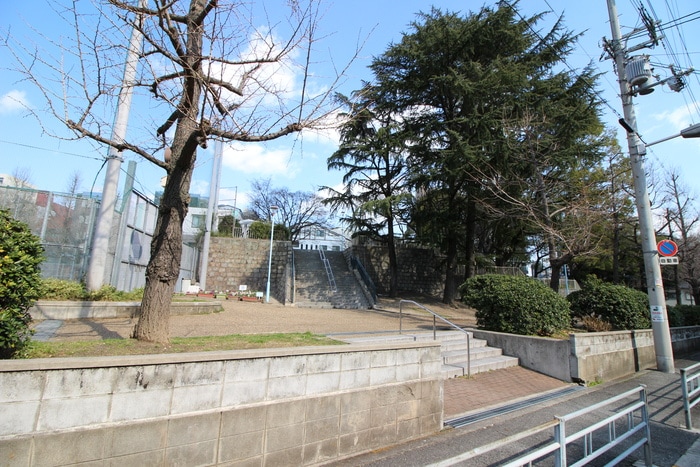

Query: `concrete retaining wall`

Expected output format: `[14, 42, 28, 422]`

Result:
[471, 330, 571, 382]
[29, 300, 223, 320]
[569, 330, 656, 383]
[0, 343, 442, 466]
[473, 326, 700, 384]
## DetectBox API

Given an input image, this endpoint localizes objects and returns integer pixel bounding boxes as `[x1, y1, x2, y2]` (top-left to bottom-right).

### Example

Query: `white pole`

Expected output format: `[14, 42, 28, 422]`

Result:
[266, 206, 278, 303]
[606, 0, 674, 372]
[200, 140, 223, 292]
[85, 0, 146, 291]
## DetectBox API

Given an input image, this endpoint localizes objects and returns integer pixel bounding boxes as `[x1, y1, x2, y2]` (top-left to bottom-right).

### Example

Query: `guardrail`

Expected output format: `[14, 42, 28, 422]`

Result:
[399, 300, 471, 377]
[428, 385, 652, 467]
[680, 362, 700, 429]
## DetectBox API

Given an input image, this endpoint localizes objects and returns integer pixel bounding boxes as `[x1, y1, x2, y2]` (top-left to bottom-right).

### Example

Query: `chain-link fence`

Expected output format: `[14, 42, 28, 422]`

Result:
[0, 186, 98, 282]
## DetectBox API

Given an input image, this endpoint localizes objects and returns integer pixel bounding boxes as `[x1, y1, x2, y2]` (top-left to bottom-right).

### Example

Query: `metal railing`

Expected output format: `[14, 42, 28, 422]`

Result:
[680, 362, 700, 429]
[319, 249, 337, 292]
[349, 254, 377, 302]
[399, 300, 471, 378]
[429, 385, 652, 467]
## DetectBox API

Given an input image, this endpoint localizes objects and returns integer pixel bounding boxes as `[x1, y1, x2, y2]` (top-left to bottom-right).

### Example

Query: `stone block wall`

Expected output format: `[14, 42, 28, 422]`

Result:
[0, 343, 443, 466]
[351, 244, 447, 297]
[206, 237, 291, 301]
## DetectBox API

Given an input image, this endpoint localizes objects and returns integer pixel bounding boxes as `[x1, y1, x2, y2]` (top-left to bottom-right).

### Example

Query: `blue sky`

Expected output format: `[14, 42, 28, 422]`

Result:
[1, 0, 699, 213]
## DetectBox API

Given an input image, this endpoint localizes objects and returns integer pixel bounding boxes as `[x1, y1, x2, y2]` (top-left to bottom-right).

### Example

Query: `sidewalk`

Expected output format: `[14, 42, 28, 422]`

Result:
[326, 355, 700, 466]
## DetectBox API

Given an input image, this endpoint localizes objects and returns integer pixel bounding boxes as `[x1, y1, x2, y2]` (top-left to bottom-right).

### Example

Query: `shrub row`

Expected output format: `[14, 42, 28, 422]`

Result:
[460, 274, 652, 337]
[40, 278, 144, 301]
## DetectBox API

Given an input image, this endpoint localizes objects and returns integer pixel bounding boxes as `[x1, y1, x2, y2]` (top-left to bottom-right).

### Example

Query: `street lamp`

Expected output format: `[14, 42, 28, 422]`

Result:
[265, 205, 279, 303]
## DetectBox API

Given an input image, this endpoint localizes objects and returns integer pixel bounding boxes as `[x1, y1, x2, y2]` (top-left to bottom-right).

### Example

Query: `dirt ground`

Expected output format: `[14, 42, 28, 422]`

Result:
[40, 294, 478, 342]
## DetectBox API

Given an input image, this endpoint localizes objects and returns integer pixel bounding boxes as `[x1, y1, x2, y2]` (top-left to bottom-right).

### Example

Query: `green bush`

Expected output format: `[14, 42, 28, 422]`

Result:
[668, 305, 700, 327]
[0, 210, 44, 358]
[568, 277, 650, 330]
[86, 285, 144, 301]
[459, 274, 571, 336]
[39, 279, 144, 302]
[40, 278, 86, 300]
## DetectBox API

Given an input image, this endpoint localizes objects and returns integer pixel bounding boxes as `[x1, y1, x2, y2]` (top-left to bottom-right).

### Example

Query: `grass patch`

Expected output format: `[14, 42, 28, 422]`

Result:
[22, 332, 343, 358]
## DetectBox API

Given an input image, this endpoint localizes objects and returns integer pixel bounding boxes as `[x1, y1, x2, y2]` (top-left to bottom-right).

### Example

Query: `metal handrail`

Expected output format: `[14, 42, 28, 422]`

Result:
[291, 248, 296, 304]
[318, 249, 337, 292]
[680, 362, 700, 429]
[399, 300, 471, 378]
[350, 255, 377, 301]
[429, 385, 651, 467]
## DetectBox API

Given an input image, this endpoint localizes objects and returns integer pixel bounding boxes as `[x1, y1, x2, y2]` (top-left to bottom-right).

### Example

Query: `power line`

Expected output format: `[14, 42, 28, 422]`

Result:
[0, 139, 106, 161]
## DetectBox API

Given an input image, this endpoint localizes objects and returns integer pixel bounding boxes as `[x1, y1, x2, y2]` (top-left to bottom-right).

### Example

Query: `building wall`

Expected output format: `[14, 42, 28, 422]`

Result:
[0, 343, 443, 466]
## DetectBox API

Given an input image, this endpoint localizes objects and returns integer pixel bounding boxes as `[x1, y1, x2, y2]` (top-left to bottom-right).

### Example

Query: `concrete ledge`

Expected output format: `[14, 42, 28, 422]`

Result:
[29, 300, 223, 320]
[0, 342, 443, 466]
[472, 326, 700, 384]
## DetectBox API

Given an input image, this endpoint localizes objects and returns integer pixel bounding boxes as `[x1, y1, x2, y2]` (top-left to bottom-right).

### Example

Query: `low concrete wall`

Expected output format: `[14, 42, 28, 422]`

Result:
[29, 300, 223, 320]
[473, 326, 700, 384]
[0, 342, 442, 466]
[671, 326, 700, 355]
[471, 330, 571, 382]
[569, 330, 656, 383]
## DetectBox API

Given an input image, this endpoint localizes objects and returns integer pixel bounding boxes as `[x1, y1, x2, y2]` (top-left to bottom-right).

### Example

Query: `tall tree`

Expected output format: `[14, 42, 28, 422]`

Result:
[367, 4, 593, 302]
[6, 0, 348, 343]
[323, 90, 411, 297]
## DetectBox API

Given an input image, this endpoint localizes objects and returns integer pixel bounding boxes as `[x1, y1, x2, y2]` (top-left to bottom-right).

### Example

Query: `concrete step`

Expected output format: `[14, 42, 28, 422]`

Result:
[443, 355, 520, 378]
[334, 330, 520, 379]
[443, 346, 504, 365]
[294, 301, 334, 309]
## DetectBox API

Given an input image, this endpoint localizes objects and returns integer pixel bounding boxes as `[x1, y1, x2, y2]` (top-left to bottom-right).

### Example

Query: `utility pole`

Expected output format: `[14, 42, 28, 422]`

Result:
[199, 140, 223, 292]
[605, 0, 674, 372]
[85, 1, 146, 291]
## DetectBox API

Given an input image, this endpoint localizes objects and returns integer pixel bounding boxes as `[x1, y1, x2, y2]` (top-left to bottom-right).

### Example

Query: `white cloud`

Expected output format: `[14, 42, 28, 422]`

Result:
[222, 141, 300, 178]
[0, 90, 29, 114]
[650, 104, 696, 132]
[189, 179, 210, 196]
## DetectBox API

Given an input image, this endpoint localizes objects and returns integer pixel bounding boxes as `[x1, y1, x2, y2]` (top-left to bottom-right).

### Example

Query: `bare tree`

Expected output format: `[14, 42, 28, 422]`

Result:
[10, 167, 33, 188]
[659, 168, 700, 304]
[249, 178, 328, 242]
[5, 0, 353, 342]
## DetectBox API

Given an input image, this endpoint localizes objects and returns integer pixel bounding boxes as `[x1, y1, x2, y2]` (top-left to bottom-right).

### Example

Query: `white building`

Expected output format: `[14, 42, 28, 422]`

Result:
[296, 226, 350, 251]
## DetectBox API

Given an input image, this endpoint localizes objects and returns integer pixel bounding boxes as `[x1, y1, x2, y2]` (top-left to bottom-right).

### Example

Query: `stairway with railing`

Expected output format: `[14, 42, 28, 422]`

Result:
[293, 249, 372, 309]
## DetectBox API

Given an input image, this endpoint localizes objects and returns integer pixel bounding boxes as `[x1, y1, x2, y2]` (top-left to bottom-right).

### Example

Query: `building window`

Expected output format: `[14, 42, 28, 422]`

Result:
[192, 215, 205, 229]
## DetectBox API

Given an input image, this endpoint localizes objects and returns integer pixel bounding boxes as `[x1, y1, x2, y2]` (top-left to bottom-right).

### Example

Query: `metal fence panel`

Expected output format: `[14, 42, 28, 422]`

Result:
[0, 186, 98, 282]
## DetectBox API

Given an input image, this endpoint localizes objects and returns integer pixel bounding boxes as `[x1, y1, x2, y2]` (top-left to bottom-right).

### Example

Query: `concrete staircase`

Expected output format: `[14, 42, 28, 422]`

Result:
[294, 249, 372, 309]
[337, 330, 519, 379]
